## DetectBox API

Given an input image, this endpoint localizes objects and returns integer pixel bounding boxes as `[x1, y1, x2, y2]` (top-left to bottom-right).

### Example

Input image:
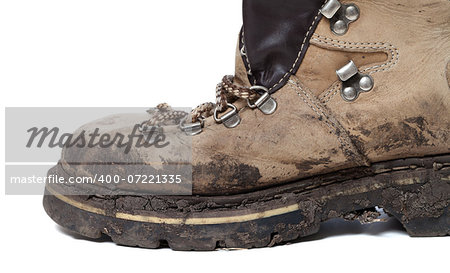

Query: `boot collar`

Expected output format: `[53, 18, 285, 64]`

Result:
[241, 0, 325, 93]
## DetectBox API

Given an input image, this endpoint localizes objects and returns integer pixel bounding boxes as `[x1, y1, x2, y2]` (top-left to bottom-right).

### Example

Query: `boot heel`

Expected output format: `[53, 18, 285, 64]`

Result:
[401, 208, 449, 237]
[382, 166, 450, 237]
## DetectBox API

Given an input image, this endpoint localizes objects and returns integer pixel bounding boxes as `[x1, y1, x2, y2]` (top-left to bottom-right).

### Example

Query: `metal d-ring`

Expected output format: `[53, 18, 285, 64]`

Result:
[247, 86, 278, 115]
[179, 116, 204, 136]
[214, 103, 241, 129]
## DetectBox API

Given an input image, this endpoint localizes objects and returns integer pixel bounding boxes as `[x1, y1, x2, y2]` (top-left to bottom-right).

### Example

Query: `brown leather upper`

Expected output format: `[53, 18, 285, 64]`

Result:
[60, 0, 450, 196]
[195, 0, 450, 194]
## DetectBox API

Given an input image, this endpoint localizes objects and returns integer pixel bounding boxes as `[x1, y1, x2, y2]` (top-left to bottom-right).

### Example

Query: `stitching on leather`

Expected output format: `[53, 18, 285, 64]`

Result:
[288, 77, 369, 166]
[312, 34, 400, 74]
[320, 82, 341, 104]
[269, 8, 324, 92]
[312, 34, 400, 104]
[289, 78, 365, 165]
[241, 29, 255, 84]
[289, 80, 348, 152]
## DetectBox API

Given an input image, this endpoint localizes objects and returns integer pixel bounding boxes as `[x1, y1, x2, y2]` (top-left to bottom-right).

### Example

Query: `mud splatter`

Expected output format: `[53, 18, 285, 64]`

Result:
[192, 154, 262, 193]
[354, 116, 439, 153]
[293, 157, 331, 173]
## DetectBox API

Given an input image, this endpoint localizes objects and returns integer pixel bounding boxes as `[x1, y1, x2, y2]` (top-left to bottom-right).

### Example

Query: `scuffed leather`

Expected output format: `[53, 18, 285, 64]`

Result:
[242, 0, 325, 93]
[58, 0, 450, 196]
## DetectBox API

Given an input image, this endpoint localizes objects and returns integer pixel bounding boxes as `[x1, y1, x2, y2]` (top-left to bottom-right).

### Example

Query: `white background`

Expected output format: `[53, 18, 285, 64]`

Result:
[0, 1, 447, 272]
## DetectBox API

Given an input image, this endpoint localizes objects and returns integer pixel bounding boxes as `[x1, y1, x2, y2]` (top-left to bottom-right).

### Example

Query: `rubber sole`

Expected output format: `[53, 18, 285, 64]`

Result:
[43, 154, 450, 250]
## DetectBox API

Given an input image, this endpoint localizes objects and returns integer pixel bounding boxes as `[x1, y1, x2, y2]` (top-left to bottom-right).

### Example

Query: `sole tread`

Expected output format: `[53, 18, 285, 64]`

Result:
[43, 155, 450, 250]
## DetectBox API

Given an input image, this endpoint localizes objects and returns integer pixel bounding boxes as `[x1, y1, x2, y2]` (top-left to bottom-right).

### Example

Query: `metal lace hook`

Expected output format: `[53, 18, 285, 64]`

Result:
[179, 116, 204, 136]
[213, 103, 241, 129]
[247, 86, 277, 115]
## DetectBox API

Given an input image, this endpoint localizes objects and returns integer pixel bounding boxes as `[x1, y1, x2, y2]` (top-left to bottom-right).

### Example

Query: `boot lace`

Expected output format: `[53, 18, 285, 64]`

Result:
[143, 75, 257, 128]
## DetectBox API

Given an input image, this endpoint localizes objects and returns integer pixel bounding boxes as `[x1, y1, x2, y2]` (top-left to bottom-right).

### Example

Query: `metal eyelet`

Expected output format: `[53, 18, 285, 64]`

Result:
[214, 103, 241, 129]
[320, 0, 360, 36]
[179, 116, 204, 136]
[336, 60, 374, 102]
[247, 86, 277, 115]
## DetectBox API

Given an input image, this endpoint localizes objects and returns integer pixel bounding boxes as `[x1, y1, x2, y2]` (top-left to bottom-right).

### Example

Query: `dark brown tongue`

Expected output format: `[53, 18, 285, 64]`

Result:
[241, 0, 324, 93]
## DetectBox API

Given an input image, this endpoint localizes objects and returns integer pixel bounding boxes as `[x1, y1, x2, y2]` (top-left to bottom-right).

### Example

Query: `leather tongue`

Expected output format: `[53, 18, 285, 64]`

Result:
[242, 0, 324, 93]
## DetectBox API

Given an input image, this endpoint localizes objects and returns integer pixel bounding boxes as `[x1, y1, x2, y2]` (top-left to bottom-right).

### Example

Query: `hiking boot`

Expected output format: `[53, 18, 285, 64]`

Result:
[44, 0, 450, 250]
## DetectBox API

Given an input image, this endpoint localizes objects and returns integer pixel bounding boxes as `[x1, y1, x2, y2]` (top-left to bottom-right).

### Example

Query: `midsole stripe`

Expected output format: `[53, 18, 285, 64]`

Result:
[46, 186, 300, 225]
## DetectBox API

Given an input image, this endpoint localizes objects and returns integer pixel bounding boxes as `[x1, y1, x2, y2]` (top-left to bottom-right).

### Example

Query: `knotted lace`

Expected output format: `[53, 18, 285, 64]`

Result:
[189, 75, 257, 123]
[145, 76, 257, 126]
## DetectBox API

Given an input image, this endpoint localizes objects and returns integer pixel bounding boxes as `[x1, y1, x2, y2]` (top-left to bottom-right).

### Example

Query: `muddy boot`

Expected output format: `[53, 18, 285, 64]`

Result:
[43, 0, 450, 250]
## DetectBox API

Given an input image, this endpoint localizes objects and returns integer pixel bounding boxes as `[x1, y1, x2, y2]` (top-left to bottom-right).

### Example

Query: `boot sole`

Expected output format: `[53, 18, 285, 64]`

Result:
[43, 154, 450, 250]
